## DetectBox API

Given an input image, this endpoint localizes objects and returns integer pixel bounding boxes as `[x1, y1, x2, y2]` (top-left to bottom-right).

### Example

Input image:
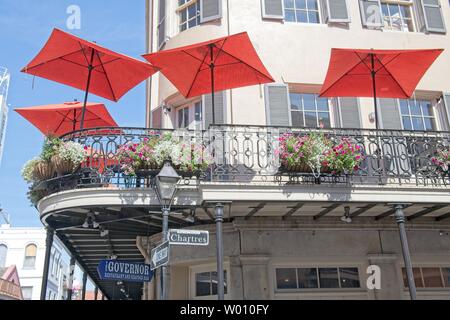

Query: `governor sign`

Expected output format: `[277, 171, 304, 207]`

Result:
[97, 260, 153, 282]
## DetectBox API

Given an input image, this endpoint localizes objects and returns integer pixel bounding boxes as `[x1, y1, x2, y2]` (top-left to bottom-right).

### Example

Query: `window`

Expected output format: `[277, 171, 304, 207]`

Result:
[381, 1, 414, 32]
[399, 99, 436, 131]
[284, 0, 321, 24]
[402, 267, 450, 288]
[23, 244, 37, 268]
[21, 286, 33, 300]
[176, 101, 203, 130]
[290, 93, 331, 128]
[0, 244, 7, 268]
[179, 0, 201, 31]
[275, 267, 360, 290]
[195, 271, 227, 297]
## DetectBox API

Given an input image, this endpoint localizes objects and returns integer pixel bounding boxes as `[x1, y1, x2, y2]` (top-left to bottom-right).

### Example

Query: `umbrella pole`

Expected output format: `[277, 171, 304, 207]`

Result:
[73, 109, 76, 131]
[80, 50, 95, 130]
[371, 53, 379, 130]
[209, 44, 215, 126]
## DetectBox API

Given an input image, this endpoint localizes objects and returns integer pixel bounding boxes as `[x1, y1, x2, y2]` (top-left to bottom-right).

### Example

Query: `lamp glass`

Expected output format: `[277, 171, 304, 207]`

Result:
[155, 161, 181, 203]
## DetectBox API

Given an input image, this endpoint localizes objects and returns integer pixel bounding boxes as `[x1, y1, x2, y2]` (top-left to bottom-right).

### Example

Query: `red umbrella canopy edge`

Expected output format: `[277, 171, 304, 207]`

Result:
[319, 48, 444, 99]
[21, 28, 159, 102]
[143, 32, 275, 98]
[15, 101, 118, 136]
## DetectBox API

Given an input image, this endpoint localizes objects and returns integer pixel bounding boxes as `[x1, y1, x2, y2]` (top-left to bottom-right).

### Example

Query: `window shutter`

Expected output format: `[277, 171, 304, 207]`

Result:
[200, 0, 222, 23]
[442, 93, 450, 129]
[151, 107, 162, 128]
[203, 91, 226, 129]
[157, 0, 167, 49]
[420, 0, 446, 33]
[325, 0, 351, 23]
[359, 0, 382, 28]
[261, 0, 284, 19]
[264, 84, 291, 126]
[336, 98, 362, 128]
[378, 98, 401, 130]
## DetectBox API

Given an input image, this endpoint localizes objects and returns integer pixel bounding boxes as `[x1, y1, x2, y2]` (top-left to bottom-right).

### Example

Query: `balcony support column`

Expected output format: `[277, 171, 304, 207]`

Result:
[40, 228, 54, 300]
[81, 271, 87, 300]
[215, 203, 225, 300]
[66, 256, 76, 300]
[393, 204, 417, 300]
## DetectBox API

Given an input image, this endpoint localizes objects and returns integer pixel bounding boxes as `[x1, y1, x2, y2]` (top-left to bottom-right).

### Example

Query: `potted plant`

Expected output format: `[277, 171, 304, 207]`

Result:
[276, 132, 332, 175]
[51, 141, 86, 176]
[177, 142, 215, 177]
[117, 137, 160, 177]
[323, 138, 364, 175]
[21, 157, 43, 183]
[431, 149, 450, 176]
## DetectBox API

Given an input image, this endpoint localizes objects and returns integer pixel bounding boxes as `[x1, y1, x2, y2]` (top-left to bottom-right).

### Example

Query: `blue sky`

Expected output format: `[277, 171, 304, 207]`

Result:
[0, 0, 148, 227]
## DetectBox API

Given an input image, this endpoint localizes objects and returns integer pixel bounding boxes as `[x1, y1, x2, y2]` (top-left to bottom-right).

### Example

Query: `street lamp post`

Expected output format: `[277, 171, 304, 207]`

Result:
[154, 160, 181, 300]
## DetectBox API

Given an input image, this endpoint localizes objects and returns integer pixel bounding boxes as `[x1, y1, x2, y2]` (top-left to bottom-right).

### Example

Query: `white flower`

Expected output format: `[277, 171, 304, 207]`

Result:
[58, 141, 86, 165]
[21, 157, 42, 183]
[153, 139, 183, 166]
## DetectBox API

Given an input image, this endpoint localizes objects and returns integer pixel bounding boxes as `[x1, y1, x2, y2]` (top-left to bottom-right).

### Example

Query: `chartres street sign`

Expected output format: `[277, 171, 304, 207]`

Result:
[97, 260, 153, 282]
[169, 229, 209, 246]
[151, 240, 170, 270]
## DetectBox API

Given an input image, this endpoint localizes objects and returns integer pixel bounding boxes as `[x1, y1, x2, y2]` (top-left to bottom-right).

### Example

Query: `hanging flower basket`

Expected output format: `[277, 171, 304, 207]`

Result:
[34, 161, 55, 180]
[51, 155, 80, 176]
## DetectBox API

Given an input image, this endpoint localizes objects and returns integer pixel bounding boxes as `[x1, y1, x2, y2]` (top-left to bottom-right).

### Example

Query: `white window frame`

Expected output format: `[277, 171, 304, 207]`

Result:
[398, 98, 437, 131]
[189, 263, 230, 300]
[23, 243, 38, 269]
[177, 0, 201, 32]
[420, 0, 446, 34]
[262, 0, 285, 20]
[380, 0, 416, 32]
[283, 0, 323, 24]
[176, 100, 204, 130]
[324, 0, 351, 23]
[289, 92, 334, 128]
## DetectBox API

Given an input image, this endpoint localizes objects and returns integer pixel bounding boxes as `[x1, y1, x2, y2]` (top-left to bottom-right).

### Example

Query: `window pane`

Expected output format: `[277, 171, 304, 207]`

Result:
[21, 287, 33, 300]
[410, 100, 421, 116]
[402, 117, 412, 130]
[304, 112, 317, 127]
[0, 244, 7, 268]
[180, 10, 187, 23]
[25, 244, 37, 257]
[424, 118, 436, 131]
[188, 4, 197, 19]
[296, 0, 307, 9]
[196, 272, 211, 296]
[284, 0, 295, 9]
[316, 98, 329, 111]
[285, 10, 296, 22]
[188, 19, 197, 28]
[24, 256, 36, 268]
[308, 11, 319, 24]
[290, 93, 302, 111]
[402, 268, 424, 288]
[399, 100, 409, 115]
[422, 268, 443, 288]
[339, 268, 360, 288]
[303, 94, 315, 110]
[412, 117, 425, 131]
[291, 111, 304, 127]
[318, 112, 331, 128]
[183, 107, 190, 127]
[180, 23, 187, 31]
[211, 271, 227, 295]
[178, 109, 184, 128]
[297, 268, 318, 288]
[276, 268, 297, 289]
[195, 102, 202, 122]
[297, 10, 308, 23]
[381, 4, 389, 16]
[389, 4, 400, 17]
[420, 101, 433, 116]
[400, 5, 411, 19]
[307, 0, 318, 10]
[443, 268, 450, 287]
[318, 268, 339, 288]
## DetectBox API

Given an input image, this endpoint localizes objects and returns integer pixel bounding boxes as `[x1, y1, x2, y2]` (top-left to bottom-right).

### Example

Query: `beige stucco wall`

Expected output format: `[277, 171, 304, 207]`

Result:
[146, 0, 450, 128]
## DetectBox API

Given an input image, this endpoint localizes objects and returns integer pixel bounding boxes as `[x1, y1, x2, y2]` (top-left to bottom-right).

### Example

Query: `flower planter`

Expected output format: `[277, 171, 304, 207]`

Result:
[34, 161, 55, 180]
[51, 155, 80, 176]
[280, 162, 332, 174]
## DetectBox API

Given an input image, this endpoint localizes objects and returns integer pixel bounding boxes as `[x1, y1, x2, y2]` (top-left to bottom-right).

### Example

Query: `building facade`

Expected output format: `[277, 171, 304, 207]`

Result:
[0, 225, 69, 300]
[34, 0, 450, 300]
[0, 67, 10, 167]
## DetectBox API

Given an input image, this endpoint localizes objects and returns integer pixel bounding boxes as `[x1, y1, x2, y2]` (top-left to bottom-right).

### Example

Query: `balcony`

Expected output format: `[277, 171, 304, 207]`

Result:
[0, 279, 23, 300]
[32, 125, 450, 199]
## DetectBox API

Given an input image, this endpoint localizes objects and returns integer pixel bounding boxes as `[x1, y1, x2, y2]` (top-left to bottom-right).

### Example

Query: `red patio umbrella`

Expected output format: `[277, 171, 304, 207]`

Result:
[15, 101, 118, 136]
[143, 32, 274, 124]
[21, 28, 158, 129]
[319, 48, 443, 128]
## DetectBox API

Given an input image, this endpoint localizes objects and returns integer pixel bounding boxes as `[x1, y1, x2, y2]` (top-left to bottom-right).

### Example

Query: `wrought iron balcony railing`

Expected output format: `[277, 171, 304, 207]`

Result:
[32, 125, 450, 200]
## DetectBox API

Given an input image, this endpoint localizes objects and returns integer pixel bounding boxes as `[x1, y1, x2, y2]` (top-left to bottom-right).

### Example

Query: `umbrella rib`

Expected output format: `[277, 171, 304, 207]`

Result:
[78, 42, 91, 66]
[185, 50, 210, 98]
[58, 56, 106, 75]
[53, 110, 73, 133]
[374, 53, 401, 74]
[94, 50, 117, 101]
[22, 48, 85, 71]
[182, 49, 208, 64]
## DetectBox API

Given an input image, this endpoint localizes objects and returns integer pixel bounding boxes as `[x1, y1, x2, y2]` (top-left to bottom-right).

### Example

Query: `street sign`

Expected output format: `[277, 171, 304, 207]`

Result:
[151, 240, 170, 270]
[169, 229, 209, 246]
[97, 260, 153, 282]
